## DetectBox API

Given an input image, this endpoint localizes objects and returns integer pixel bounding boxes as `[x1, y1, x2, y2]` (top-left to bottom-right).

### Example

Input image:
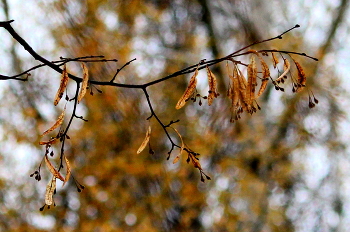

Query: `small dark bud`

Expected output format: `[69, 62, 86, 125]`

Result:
[39, 205, 45, 211]
[149, 149, 155, 155]
[50, 151, 54, 157]
[314, 98, 319, 104]
[278, 36, 282, 39]
[186, 157, 190, 163]
[200, 175, 205, 182]
[65, 95, 69, 101]
[203, 96, 208, 99]
[77, 188, 82, 192]
[199, 99, 202, 106]
[275, 86, 280, 90]
[66, 135, 70, 139]
[295, 24, 300, 28]
[30, 173, 34, 177]
[280, 88, 285, 92]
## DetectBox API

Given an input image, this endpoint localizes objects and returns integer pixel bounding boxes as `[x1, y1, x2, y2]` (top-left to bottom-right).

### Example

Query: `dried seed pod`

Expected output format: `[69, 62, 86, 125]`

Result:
[41, 109, 65, 137]
[39, 137, 59, 145]
[271, 51, 279, 68]
[171, 127, 185, 162]
[137, 126, 151, 154]
[246, 55, 257, 108]
[54, 64, 69, 106]
[173, 155, 180, 164]
[45, 176, 56, 206]
[78, 63, 89, 103]
[293, 59, 306, 92]
[176, 66, 198, 109]
[275, 59, 290, 83]
[62, 156, 71, 187]
[206, 66, 219, 106]
[45, 154, 64, 181]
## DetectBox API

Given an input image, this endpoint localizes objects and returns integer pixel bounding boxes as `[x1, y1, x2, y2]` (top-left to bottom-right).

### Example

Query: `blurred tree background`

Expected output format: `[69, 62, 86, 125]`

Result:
[0, 0, 350, 231]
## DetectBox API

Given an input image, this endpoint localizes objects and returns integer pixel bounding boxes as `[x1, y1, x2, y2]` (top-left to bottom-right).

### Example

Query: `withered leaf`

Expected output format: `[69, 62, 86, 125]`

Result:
[173, 155, 180, 164]
[44, 154, 65, 181]
[39, 137, 59, 146]
[41, 109, 65, 137]
[63, 156, 71, 187]
[54, 64, 69, 106]
[45, 176, 56, 206]
[206, 66, 218, 106]
[246, 55, 257, 108]
[294, 59, 306, 90]
[78, 63, 89, 103]
[271, 51, 279, 68]
[172, 127, 184, 161]
[175, 66, 198, 109]
[276, 59, 290, 83]
[137, 126, 151, 154]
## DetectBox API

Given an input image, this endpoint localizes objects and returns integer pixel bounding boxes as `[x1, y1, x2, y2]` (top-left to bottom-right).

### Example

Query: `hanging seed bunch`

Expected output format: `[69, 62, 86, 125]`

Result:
[176, 49, 318, 123]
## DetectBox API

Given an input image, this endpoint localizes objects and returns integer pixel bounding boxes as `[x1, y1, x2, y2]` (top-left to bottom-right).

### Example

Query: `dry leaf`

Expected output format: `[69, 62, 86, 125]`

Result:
[63, 156, 71, 187]
[41, 109, 65, 137]
[206, 66, 218, 106]
[257, 57, 270, 98]
[54, 64, 69, 106]
[173, 155, 180, 164]
[275, 59, 290, 83]
[39, 137, 59, 145]
[294, 60, 306, 89]
[44, 154, 64, 181]
[175, 66, 198, 109]
[172, 127, 184, 160]
[246, 55, 257, 108]
[137, 126, 151, 154]
[78, 63, 89, 103]
[272, 52, 279, 68]
[45, 176, 56, 206]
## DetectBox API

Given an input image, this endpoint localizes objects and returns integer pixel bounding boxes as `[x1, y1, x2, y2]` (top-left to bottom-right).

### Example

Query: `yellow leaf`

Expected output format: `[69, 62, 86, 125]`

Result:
[137, 126, 151, 154]
[54, 64, 69, 106]
[78, 63, 89, 103]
